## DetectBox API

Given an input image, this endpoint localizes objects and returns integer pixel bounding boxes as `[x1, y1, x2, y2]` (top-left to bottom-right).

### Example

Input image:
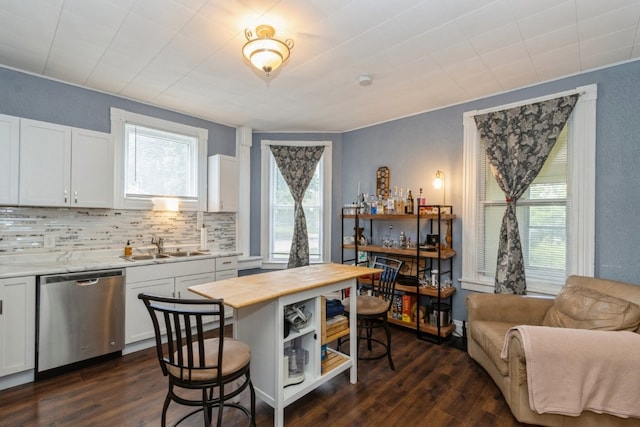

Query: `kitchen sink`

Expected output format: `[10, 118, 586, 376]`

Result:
[121, 251, 208, 261]
[121, 254, 171, 261]
[165, 250, 209, 257]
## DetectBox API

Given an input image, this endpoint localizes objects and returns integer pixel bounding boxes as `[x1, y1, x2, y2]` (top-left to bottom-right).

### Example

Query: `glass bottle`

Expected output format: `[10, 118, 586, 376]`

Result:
[395, 187, 405, 215]
[406, 188, 414, 214]
[388, 187, 396, 214]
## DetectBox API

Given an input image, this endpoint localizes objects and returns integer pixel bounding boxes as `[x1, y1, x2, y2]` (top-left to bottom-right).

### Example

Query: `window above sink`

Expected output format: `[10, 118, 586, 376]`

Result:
[111, 108, 208, 212]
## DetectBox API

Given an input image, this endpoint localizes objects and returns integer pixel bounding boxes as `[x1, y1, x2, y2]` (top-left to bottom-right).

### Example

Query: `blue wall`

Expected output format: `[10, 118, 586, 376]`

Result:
[0, 67, 236, 156]
[3, 59, 639, 322]
[342, 60, 640, 319]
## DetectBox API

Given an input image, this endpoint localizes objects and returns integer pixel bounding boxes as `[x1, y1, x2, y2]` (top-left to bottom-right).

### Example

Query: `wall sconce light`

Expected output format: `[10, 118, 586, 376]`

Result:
[242, 24, 294, 77]
[433, 170, 446, 205]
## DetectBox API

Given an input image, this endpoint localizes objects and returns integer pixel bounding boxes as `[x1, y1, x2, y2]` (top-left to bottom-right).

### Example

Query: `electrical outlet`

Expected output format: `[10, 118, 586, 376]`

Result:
[44, 234, 56, 248]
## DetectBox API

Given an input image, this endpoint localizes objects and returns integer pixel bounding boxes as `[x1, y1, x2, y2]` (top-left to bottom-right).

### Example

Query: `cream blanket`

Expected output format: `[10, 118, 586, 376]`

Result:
[501, 325, 640, 418]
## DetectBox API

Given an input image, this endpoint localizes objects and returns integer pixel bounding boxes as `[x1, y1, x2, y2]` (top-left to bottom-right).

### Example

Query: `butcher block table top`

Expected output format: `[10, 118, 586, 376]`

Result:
[189, 263, 381, 308]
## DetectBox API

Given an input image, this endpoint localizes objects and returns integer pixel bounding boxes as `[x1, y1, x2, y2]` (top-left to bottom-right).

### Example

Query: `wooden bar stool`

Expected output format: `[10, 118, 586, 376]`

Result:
[339, 256, 402, 370]
[138, 293, 256, 427]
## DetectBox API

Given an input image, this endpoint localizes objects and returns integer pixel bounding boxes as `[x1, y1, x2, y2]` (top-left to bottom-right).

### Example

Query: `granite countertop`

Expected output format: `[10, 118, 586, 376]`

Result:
[0, 248, 241, 279]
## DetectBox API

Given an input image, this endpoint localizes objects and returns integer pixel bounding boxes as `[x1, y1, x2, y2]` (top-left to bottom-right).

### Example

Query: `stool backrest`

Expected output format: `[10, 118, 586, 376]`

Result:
[138, 293, 225, 383]
[370, 256, 403, 310]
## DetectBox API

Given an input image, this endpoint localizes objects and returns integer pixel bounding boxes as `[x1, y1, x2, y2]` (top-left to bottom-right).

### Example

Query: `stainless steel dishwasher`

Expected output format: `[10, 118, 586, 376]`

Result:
[36, 269, 125, 378]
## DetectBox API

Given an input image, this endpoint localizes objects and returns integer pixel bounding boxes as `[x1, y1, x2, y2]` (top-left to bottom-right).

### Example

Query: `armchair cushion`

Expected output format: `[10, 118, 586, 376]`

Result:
[469, 320, 512, 375]
[543, 284, 640, 331]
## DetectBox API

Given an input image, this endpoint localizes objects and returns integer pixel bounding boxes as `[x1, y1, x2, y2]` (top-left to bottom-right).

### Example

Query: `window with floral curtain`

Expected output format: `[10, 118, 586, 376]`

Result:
[473, 94, 579, 294]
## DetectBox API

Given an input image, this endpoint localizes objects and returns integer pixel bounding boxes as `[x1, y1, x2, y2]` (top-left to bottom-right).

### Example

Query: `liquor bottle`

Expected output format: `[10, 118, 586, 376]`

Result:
[406, 189, 414, 214]
[395, 187, 405, 215]
[418, 187, 425, 214]
[388, 187, 397, 214]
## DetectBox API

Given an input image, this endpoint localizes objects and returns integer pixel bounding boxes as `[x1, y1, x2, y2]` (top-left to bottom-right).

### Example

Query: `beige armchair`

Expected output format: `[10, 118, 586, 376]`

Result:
[466, 276, 640, 426]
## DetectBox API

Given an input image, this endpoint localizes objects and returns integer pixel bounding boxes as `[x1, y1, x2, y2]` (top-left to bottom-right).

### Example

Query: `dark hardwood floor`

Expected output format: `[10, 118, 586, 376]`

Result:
[0, 326, 529, 426]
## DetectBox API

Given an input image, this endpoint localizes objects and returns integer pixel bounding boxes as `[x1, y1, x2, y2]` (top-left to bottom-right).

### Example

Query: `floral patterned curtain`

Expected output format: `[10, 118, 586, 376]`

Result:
[474, 94, 579, 294]
[270, 145, 325, 268]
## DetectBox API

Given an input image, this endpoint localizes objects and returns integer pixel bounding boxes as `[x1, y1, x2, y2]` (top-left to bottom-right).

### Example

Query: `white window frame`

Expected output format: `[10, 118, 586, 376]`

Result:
[260, 140, 332, 269]
[461, 84, 597, 295]
[111, 108, 208, 211]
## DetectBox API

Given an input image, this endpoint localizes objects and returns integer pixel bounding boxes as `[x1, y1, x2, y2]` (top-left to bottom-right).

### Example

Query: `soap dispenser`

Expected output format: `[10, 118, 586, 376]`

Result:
[124, 240, 132, 257]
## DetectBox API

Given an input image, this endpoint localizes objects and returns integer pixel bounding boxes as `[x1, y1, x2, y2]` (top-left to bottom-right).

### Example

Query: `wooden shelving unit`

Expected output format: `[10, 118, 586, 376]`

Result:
[343, 243, 456, 259]
[342, 206, 457, 343]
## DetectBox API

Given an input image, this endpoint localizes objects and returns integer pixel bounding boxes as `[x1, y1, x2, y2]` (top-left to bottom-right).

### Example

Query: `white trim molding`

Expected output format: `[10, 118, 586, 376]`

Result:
[110, 107, 208, 211]
[260, 140, 332, 269]
[460, 84, 597, 295]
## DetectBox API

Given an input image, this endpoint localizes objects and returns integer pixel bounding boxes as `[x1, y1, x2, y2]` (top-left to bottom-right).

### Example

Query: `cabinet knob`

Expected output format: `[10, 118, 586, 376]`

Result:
[64, 190, 68, 203]
[74, 191, 78, 204]
[0, 299, 3, 315]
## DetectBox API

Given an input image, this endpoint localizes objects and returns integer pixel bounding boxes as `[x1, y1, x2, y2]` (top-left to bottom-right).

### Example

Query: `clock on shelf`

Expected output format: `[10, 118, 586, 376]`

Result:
[376, 166, 389, 199]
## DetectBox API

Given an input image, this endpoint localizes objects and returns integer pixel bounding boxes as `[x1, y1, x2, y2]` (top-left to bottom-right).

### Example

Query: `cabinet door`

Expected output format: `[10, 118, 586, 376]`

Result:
[175, 272, 221, 321]
[125, 278, 173, 344]
[0, 114, 19, 205]
[71, 128, 114, 208]
[208, 154, 238, 212]
[19, 119, 72, 207]
[0, 276, 35, 376]
[174, 272, 215, 300]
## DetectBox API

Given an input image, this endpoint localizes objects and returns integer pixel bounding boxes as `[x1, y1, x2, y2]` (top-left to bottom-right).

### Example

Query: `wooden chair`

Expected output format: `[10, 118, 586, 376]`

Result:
[138, 293, 256, 427]
[340, 256, 403, 370]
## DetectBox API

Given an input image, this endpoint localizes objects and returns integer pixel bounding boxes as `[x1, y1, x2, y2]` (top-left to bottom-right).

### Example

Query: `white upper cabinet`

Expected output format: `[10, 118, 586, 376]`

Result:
[71, 128, 114, 208]
[0, 114, 20, 205]
[19, 119, 113, 208]
[19, 119, 71, 207]
[208, 154, 238, 212]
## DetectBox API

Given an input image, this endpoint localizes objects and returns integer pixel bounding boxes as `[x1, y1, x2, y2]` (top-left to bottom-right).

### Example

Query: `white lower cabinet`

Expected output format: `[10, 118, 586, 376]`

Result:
[125, 277, 174, 344]
[0, 276, 35, 376]
[215, 255, 239, 280]
[124, 257, 238, 348]
[175, 272, 216, 300]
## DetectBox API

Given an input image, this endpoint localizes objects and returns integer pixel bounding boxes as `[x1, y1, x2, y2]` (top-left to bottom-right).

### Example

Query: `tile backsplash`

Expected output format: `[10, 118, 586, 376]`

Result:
[0, 207, 235, 255]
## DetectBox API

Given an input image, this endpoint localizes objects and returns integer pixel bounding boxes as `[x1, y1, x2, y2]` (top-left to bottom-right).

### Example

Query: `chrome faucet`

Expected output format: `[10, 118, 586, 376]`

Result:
[151, 237, 165, 254]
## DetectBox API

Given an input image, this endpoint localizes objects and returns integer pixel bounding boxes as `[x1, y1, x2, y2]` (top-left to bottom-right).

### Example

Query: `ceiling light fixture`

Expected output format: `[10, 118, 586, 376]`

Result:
[242, 24, 294, 77]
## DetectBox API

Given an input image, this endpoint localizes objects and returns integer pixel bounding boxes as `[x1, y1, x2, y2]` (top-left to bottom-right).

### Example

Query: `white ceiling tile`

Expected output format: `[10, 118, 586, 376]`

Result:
[581, 46, 635, 70]
[173, 0, 209, 12]
[575, 0, 640, 21]
[131, 0, 195, 33]
[579, 27, 637, 59]
[431, 43, 479, 68]
[468, 23, 522, 54]
[62, 0, 129, 29]
[516, 1, 577, 40]
[480, 42, 530, 67]
[0, 42, 48, 73]
[454, 0, 515, 39]
[522, 24, 578, 57]
[577, 2, 640, 40]
[507, 0, 571, 20]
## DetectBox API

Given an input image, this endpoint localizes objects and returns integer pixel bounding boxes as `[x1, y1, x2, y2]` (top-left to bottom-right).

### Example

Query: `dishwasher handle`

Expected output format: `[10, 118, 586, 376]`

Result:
[76, 278, 99, 286]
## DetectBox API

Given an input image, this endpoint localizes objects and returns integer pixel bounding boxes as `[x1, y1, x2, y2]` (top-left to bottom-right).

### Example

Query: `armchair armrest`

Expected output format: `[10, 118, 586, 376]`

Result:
[466, 293, 553, 325]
